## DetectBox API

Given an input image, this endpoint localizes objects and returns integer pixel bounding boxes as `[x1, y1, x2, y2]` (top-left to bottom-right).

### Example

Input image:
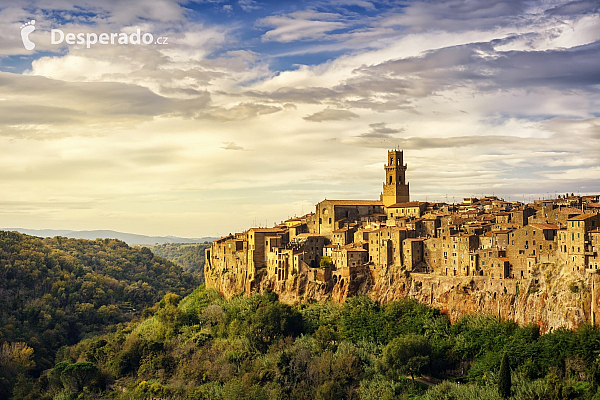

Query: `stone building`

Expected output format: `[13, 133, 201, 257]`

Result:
[507, 224, 558, 279]
[315, 199, 383, 239]
[381, 149, 410, 207]
[205, 149, 600, 306]
[557, 214, 600, 272]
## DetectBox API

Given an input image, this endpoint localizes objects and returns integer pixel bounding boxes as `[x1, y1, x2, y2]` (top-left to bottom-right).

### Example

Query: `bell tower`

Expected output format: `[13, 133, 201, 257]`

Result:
[381, 149, 410, 207]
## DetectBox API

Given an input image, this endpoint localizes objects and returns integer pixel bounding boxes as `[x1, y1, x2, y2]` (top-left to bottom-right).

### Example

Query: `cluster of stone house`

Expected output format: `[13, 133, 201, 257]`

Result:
[205, 150, 600, 292]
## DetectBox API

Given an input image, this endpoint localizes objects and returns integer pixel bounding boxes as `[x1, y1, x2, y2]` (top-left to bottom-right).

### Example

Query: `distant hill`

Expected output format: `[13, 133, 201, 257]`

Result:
[0, 230, 202, 391]
[147, 243, 210, 282]
[2, 228, 216, 245]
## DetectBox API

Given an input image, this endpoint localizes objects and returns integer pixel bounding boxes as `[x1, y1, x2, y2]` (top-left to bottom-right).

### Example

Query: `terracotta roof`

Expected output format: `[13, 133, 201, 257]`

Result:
[588, 203, 600, 208]
[321, 199, 383, 206]
[345, 247, 367, 252]
[249, 228, 285, 233]
[215, 234, 234, 242]
[561, 207, 584, 214]
[332, 227, 350, 233]
[387, 201, 423, 208]
[297, 233, 324, 238]
[530, 223, 559, 230]
[497, 223, 520, 229]
[568, 214, 596, 221]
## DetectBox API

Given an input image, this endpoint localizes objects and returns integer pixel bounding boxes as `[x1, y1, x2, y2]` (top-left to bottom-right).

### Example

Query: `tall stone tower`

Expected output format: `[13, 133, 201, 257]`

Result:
[381, 149, 410, 207]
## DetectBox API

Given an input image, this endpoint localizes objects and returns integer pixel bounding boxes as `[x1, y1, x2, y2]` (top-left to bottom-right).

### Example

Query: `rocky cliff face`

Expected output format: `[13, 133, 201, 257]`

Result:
[206, 262, 600, 333]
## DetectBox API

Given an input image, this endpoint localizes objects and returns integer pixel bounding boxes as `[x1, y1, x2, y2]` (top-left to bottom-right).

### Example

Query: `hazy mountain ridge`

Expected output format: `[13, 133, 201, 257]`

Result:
[3, 228, 216, 245]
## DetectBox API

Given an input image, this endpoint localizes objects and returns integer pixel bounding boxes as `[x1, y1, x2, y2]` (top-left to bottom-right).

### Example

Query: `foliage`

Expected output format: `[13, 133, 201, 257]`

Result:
[147, 243, 210, 279]
[0, 230, 200, 397]
[319, 256, 333, 268]
[380, 334, 431, 381]
[498, 352, 511, 398]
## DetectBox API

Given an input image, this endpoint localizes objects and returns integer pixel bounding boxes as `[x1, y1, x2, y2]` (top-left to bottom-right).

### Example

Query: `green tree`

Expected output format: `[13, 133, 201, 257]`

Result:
[60, 362, 101, 393]
[380, 334, 431, 382]
[248, 302, 302, 352]
[498, 352, 511, 399]
[0, 342, 35, 398]
[320, 256, 333, 268]
[314, 325, 338, 352]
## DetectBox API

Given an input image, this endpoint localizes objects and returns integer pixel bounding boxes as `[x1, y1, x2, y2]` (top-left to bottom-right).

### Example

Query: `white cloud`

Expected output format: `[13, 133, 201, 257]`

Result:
[0, 0, 599, 236]
[303, 108, 359, 122]
[258, 10, 347, 42]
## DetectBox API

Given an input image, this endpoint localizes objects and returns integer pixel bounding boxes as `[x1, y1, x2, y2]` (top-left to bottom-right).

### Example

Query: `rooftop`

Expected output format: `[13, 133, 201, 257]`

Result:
[321, 199, 383, 206]
[568, 214, 596, 221]
[530, 223, 560, 230]
[387, 201, 423, 208]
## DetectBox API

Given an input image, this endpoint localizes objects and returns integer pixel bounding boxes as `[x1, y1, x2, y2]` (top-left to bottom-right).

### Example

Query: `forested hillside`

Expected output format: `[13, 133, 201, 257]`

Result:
[0, 231, 201, 398]
[147, 243, 210, 280]
[19, 286, 600, 400]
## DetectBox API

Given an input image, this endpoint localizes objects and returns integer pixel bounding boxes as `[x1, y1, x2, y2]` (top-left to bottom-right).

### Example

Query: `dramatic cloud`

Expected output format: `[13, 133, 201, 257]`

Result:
[202, 103, 282, 121]
[258, 10, 347, 42]
[303, 109, 359, 122]
[0, 0, 599, 236]
[380, 0, 529, 32]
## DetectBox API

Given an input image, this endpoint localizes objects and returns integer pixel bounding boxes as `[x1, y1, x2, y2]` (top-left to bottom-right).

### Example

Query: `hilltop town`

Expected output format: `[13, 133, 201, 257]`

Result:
[205, 150, 600, 331]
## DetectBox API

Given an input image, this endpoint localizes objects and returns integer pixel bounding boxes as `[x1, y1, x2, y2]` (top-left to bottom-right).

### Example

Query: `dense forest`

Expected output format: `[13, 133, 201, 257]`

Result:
[0, 231, 201, 397]
[7, 283, 600, 400]
[147, 243, 210, 281]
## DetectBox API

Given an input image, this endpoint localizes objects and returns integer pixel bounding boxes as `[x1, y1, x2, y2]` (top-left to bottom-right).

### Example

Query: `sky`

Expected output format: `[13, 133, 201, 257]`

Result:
[0, 0, 599, 238]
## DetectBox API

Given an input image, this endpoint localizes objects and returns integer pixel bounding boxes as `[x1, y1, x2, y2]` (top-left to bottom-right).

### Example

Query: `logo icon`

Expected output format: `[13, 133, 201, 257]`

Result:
[20, 20, 35, 50]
